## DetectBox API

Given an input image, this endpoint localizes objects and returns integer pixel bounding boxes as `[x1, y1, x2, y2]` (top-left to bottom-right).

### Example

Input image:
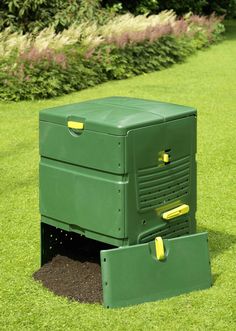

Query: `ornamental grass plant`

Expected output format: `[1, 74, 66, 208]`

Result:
[0, 11, 224, 101]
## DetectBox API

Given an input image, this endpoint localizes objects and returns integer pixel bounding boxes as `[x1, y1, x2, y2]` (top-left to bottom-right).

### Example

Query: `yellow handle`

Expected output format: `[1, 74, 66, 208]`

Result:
[162, 204, 189, 220]
[163, 153, 170, 163]
[155, 237, 165, 261]
[67, 121, 84, 130]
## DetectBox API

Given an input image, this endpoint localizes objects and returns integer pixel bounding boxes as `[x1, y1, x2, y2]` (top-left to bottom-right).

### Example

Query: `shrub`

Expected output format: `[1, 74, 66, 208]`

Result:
[0, 0, 112, 33]
[102, 1, 236, 17]
[0, 11, 225, 101]
[0, 1, 234, 34]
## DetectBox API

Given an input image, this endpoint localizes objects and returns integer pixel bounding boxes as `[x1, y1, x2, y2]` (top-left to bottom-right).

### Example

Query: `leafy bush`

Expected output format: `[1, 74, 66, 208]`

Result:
[0, 1, 234, 34]
[102, 0, 159, 14]
[0, 11, 224, 101]
[203, 0, 236, 17]
[102, 0, 236, 17]
[0, 0, 112, 33]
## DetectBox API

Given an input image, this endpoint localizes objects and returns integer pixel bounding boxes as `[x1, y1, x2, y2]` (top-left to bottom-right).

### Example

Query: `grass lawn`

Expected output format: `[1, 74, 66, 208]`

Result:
[0, 21, 235, 331]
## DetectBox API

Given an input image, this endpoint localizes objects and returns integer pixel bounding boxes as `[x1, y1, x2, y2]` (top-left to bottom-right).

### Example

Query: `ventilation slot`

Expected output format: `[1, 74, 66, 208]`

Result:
[139, 219, 190, 244]
[137, 156, 191, 211]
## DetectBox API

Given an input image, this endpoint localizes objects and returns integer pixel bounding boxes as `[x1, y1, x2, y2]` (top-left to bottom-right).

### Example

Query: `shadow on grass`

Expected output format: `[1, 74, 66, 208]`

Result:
[198, 225, 236, 260]
[198, 225, 236, 284]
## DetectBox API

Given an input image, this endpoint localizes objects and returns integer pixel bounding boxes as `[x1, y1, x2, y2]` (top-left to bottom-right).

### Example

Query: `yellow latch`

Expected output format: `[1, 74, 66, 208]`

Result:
[67, 121, 84, 130]
[162, 204, 190, 220]
[163, 153, 169, 163]
[155, 237, 165, 261]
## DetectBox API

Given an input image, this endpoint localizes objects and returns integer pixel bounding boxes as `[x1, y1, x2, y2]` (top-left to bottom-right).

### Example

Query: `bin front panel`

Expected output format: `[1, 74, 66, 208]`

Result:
[39, 121, 125, 174]
[40, 157, 126, 240]
[101, 232, 212, 308]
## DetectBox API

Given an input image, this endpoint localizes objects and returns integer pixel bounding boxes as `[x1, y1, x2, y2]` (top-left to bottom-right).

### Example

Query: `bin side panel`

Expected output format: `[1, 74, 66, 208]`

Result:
[124, 116, 196, 245]
[165, 115, 197, 234]
[101, 232, 211, 308]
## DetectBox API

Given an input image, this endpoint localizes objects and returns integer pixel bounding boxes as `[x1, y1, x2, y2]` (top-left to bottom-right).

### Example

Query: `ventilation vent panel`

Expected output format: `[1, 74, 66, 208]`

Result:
[139, 218, 190, 244]
[137, 156, 190, 212]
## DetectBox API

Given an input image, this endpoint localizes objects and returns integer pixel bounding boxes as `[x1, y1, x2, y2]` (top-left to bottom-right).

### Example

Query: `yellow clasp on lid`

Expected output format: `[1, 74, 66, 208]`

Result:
[67, 121, 84, 130]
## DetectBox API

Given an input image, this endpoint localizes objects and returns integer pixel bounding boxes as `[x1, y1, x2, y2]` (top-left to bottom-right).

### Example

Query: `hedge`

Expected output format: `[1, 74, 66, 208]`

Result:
[0, 11, 225, 101]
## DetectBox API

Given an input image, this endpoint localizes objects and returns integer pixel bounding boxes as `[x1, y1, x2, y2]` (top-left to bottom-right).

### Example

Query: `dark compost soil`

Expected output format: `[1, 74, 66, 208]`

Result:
[33, 254, 103, 303]
[33, 226, 115, 304]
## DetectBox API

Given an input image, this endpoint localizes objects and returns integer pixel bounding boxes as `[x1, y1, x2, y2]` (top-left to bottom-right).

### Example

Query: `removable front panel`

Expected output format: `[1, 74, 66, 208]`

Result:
[40, 157, 127, 246]
[101, 232, 211, 308]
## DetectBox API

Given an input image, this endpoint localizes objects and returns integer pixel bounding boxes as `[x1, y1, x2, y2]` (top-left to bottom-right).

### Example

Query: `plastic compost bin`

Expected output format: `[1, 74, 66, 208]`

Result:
[39, 97, 212, 308]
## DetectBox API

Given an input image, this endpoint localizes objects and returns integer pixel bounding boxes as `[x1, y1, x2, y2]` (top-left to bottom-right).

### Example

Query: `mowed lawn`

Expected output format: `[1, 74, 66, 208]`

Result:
[0, 21, 235, 331]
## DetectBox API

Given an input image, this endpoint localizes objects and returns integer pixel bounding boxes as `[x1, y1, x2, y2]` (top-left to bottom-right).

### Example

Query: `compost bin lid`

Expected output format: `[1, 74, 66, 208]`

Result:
[40, 97, 196, 135]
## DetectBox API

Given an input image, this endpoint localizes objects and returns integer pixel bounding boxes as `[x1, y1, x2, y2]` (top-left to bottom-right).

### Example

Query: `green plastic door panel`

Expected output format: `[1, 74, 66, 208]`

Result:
[39, 121, 125, 174]
[40, 157, 126, 243]
[101, 232, 211, 308]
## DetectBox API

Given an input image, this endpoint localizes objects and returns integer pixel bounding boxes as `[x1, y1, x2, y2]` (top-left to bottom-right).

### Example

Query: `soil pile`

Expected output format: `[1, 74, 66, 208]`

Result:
[33, 255, 102, 303]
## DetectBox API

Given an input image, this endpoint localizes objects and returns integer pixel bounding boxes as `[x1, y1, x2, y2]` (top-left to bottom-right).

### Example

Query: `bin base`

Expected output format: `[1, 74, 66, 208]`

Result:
[40, 222, 112, 266]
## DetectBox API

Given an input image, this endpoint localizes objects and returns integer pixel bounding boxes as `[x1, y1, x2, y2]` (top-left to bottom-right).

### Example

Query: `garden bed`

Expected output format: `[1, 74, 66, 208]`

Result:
[0, 11, 224, 101]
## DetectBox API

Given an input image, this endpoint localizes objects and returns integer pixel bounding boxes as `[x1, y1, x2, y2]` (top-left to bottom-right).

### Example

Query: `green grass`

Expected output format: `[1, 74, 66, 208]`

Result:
[0, 21, 236, 331]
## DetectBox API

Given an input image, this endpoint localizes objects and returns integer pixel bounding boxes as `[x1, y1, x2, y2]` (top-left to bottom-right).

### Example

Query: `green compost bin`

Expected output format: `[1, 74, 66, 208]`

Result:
[39, 96, 212, 308]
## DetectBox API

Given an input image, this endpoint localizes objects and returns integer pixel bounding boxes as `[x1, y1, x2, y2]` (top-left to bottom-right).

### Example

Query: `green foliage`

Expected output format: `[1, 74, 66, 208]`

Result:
[0, 0, 109, 33]
[102, 0, 159, 14]
[158, 0, 207, 15]
[102, 0, 236, 17]
[0, 1, 234, 34]
[0, 12, 224, 101]
[93, 36, 194, 81]
[204, 0, 236, 17]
